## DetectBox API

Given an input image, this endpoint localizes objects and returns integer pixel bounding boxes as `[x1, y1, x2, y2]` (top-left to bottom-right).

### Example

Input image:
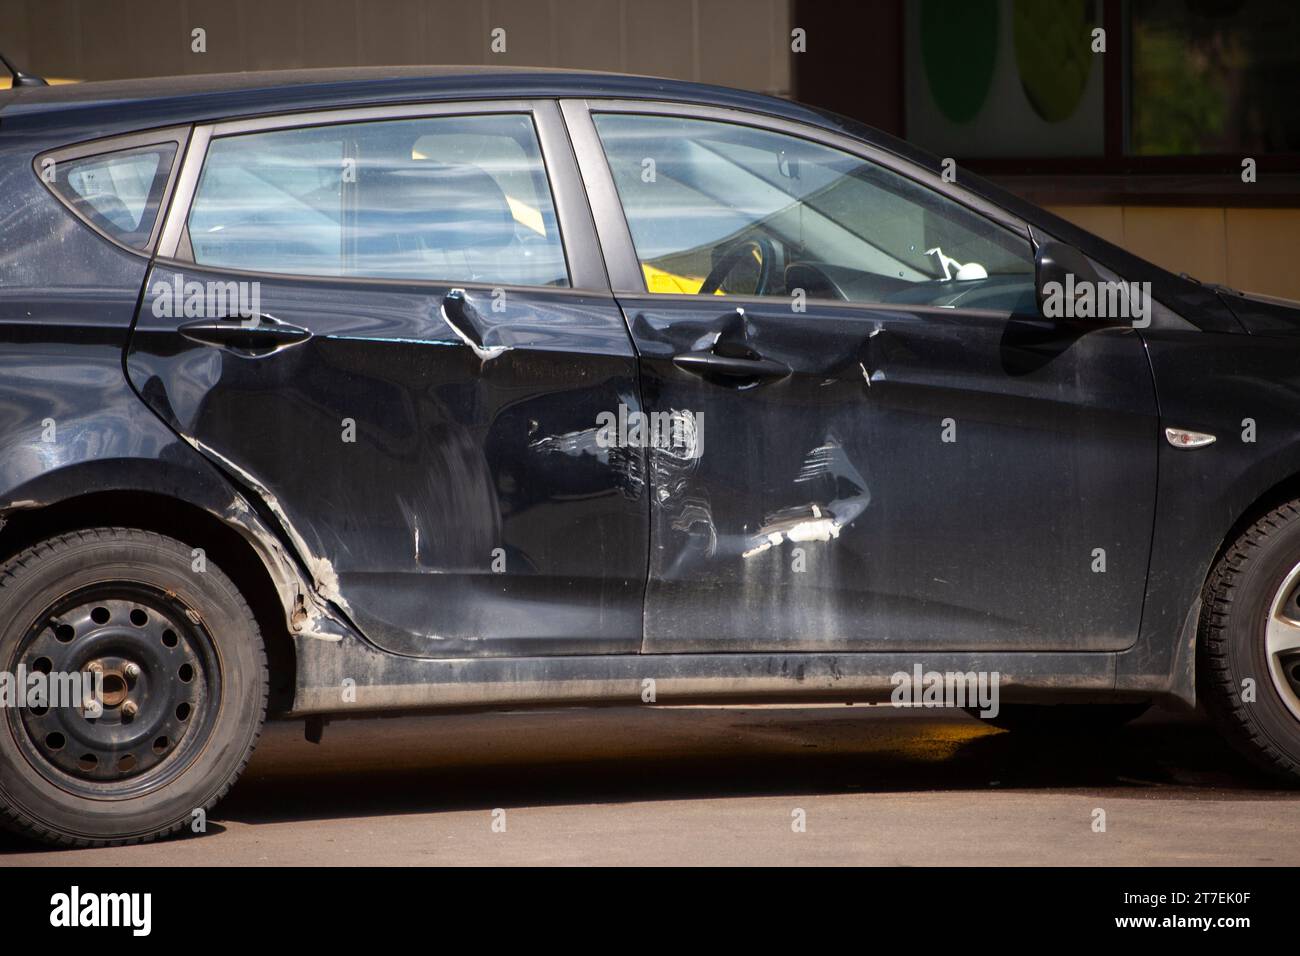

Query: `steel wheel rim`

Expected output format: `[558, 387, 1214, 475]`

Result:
[7, 582, 221, 800]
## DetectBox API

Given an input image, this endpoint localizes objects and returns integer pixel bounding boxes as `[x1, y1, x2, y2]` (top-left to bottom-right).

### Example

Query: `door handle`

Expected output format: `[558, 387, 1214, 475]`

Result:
[178, 314, 311, 354]
[441, 289, 508, 360]
[441, 289, 486, 348]
[672, 349, 790, 382]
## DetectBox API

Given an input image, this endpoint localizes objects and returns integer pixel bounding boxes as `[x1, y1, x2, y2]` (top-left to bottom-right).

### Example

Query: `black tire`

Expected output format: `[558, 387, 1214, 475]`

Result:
[1200, 501, 1300, 782]
[0, 528, 266, 846]
[968, 701, 1150, 735]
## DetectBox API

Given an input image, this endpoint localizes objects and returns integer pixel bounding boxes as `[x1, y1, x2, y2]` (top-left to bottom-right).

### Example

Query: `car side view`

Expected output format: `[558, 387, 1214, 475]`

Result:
[3, 64, 1300, 847]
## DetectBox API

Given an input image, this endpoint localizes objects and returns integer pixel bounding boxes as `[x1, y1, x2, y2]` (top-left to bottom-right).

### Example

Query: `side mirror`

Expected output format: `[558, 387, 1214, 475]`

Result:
[1035, 241, 1100, 320]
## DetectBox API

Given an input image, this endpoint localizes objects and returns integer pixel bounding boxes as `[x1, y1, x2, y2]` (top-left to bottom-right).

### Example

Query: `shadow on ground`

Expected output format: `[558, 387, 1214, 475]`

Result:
[1, 703, 1291, 853]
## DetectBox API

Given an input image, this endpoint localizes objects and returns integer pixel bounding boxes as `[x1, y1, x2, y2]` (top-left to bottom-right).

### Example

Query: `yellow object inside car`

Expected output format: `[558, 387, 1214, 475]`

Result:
[0, 76, 79, 89]
[642, 263, 712, 294]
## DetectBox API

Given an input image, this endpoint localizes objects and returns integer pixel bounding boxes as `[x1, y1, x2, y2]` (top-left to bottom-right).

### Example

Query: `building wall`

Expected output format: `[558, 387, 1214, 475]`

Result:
[1049, 205, 1300, 302]
[0, 0, 793, 96]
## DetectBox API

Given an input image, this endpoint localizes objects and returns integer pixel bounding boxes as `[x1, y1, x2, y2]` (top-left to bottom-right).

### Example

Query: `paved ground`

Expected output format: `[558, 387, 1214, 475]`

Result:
[2, 704, 1297, 865]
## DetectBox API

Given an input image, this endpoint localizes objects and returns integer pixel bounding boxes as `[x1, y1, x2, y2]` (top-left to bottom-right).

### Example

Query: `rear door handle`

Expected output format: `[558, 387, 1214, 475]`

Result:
[442, 289, 487, 349]
[673, 349, 790, 382]
[178, 314, 311, 354]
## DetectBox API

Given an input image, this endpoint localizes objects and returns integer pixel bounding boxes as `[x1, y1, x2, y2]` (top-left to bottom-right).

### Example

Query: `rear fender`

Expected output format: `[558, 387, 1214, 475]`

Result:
[0, 428, 358, 649]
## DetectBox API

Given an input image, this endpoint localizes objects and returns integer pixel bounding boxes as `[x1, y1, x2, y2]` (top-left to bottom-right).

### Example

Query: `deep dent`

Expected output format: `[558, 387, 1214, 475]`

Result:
[184, 436, 353, 634]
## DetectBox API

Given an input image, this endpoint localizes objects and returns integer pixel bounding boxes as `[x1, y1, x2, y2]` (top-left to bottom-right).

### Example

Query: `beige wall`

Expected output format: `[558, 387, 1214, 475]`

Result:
[1048, 205, 1300, 302]
[0, 0, 793, 96]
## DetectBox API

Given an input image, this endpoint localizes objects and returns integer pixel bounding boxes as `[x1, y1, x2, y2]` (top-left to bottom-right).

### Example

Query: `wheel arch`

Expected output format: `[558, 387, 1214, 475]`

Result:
[1209, 469, 1300, 576]
[1178, 468, 1300, 710]
[0, 488, 293, 714]
[0, 459, 358, 714]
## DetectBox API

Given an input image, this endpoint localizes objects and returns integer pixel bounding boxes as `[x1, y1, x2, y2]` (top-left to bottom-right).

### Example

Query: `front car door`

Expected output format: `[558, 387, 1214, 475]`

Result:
[128, 100, 648, 658]
[564, 100, 1159, 654]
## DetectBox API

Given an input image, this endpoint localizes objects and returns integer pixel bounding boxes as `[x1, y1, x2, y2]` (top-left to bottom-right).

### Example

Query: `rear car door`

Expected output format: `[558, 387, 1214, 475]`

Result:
[566, 102, 1159, 654]
[128, 101, 647, 657]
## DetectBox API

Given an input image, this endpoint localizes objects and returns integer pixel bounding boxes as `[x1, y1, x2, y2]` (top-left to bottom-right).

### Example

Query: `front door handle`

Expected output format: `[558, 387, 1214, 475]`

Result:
[672, 349, 790, 382]
[178, 314, 311, 354]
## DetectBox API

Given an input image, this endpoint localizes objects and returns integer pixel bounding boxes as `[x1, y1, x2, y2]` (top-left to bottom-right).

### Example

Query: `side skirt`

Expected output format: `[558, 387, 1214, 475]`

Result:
[287, 632, 1147, 716]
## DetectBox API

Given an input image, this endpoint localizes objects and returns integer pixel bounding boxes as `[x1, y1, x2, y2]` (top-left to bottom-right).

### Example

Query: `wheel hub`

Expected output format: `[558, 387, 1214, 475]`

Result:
[9, 585, 219, 797]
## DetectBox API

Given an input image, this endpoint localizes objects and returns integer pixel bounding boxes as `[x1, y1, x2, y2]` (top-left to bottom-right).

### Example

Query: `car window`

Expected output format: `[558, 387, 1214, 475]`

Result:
[47, 144, 177, 250]
[592, 113, 1035, 312]
[187, 114, 569, 287]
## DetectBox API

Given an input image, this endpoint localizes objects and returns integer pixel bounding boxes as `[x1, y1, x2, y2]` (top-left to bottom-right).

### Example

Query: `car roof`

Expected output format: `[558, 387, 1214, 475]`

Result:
[1, 64, 953, 187]
[0, 64, 833, 133]
[1, 65, 609, 110]
[1, 64, 960, 191]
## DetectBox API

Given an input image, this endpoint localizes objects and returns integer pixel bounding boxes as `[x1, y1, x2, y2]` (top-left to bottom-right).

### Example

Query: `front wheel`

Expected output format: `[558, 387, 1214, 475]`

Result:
[0, 528, 267, 846]
[1200, 502, 1300, 782]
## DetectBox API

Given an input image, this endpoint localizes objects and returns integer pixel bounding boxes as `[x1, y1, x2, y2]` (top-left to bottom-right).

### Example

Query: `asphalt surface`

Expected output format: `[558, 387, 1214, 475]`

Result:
[2, 704, 1297, 865]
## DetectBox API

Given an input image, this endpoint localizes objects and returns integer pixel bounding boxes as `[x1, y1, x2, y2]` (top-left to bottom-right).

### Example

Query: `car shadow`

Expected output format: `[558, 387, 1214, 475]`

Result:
[0, 703, 1291, 851]
[201, 704, 1298, 827]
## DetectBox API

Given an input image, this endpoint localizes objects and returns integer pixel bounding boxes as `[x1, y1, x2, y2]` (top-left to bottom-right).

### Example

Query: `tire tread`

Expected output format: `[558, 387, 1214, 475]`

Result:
[0, 527, 268, 848]
[1200, 501, 1300, 780]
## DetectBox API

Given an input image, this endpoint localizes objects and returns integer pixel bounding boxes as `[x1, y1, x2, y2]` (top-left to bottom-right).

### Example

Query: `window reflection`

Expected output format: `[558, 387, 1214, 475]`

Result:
[188, 114, 569, 287]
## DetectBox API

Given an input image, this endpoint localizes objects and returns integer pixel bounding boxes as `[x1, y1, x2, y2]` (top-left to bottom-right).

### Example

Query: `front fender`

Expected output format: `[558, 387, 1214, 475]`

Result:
[1120, 327, 1300, 703]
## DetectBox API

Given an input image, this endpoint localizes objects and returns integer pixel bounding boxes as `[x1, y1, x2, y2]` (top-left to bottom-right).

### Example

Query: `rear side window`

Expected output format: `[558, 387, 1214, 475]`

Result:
[186, 113, 569, 287]
[46, 144, 177, 250]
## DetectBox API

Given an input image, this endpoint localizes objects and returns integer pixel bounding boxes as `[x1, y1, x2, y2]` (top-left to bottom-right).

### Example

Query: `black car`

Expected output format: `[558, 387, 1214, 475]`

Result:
[2, 64, 1299, 847]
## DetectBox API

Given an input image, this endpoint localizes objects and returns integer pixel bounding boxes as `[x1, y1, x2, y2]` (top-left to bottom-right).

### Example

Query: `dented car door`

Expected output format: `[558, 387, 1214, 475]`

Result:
[127, 101, 648, 657]
[574, 103, 1159, 654]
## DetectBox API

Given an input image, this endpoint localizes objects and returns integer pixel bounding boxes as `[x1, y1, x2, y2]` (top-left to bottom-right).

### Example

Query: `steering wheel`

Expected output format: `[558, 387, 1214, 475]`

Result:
[698, 237, 775, 296]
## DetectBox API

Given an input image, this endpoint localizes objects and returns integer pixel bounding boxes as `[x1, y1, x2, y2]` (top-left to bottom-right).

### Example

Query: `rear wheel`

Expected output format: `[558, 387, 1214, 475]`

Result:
[0, 528, 266, 846]
[1201, 502, 1300, 782]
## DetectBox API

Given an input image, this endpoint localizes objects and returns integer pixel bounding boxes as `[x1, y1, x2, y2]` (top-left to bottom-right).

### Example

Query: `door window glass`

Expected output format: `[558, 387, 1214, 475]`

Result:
[188, 113, 569, 287]
[593, 113, 1034, 312]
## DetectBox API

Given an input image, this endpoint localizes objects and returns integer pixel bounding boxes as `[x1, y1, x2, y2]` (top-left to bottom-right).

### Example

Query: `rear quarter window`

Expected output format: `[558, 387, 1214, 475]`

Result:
[41, 143, 178, 250]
